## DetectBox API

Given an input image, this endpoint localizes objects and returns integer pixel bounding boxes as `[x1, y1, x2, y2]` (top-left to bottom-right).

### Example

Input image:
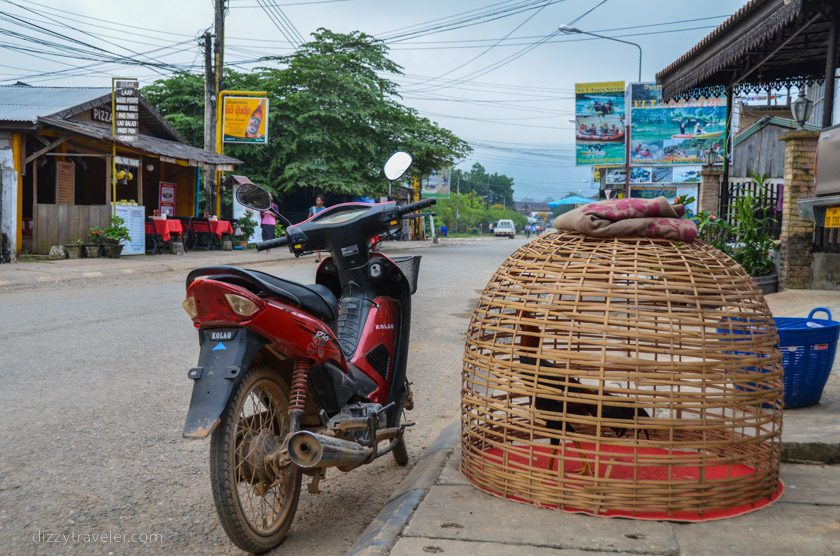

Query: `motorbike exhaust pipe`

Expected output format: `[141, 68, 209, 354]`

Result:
[287, 431, 373, 471]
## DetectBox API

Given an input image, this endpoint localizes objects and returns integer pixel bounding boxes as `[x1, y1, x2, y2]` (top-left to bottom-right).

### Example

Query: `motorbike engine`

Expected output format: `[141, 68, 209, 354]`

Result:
[327, 403, 387, 446]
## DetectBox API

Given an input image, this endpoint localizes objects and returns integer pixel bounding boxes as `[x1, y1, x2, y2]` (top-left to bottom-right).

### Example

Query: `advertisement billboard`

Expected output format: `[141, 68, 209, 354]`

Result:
[575, 81, 626, 165]
[159, 181, 176, 216]
[223, 96, 269, 144]
[421, 167, 451, 199]
[630, 83, 726, 166]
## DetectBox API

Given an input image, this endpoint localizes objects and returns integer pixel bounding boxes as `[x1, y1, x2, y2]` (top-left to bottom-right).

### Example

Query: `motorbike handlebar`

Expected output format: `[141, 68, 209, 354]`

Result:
[397, 198, 436, 216]
[256, 236, 289, 252]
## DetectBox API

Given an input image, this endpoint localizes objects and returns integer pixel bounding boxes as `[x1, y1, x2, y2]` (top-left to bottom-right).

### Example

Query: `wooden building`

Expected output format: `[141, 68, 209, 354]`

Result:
[656, 0, 839, 289]
[0, 84, 240, 256]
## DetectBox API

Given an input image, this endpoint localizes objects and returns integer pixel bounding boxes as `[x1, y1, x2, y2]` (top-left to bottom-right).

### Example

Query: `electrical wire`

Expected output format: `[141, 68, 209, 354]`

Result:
[257, 0, 300, 47]
[408, 0, 554, 94]
[407, 0, 608, 94]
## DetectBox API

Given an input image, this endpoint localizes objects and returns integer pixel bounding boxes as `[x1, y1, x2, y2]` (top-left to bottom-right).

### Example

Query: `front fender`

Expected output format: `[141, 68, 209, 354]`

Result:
[182, 328, 266, 439]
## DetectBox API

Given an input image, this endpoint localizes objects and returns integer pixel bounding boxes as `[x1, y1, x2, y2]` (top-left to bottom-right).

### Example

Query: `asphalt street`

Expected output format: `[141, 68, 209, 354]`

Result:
[0, 237, 527, 555]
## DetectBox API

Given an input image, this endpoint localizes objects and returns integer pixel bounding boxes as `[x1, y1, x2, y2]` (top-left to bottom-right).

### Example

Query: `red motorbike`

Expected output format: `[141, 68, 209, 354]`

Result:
[180, 153, 434, 552]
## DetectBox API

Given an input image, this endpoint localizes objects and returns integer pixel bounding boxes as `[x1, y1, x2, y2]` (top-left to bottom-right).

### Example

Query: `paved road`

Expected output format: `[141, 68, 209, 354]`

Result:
[0, 238, 527, 554]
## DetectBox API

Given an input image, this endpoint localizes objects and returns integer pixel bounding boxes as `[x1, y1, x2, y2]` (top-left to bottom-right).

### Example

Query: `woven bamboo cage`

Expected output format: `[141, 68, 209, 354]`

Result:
[461, 231, 783, 521]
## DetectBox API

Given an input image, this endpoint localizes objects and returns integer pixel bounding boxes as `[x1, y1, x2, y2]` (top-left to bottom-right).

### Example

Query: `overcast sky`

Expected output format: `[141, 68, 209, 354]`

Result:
[0, 0, 748, 200]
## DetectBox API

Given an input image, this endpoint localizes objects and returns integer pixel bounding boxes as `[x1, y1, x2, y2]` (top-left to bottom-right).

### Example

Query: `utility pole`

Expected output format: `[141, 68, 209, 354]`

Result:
[211, 0, 226, 216]
[202, 31, 215, 216]
[455, 172, 460, 233]
[201, 1, 226, 217]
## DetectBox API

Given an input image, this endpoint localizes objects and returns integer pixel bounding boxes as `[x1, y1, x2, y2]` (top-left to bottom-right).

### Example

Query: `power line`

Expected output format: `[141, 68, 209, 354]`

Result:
[231, 0, 355, 6]
[382, 1, 568, 43]
[408, 0, 555, 94]
[407, 0, 608, 94]
[266, 0, 306, 43]
[257, 0, 299, 47]
[1, 0, 178, 75]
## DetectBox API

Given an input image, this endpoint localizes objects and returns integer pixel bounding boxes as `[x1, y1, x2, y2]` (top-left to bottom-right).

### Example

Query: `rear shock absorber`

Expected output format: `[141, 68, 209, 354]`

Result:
[289, 359, 310, 433]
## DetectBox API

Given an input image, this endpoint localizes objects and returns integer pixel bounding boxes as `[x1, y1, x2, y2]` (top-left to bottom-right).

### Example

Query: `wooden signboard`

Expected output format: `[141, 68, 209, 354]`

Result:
[56, 160, 75, 205]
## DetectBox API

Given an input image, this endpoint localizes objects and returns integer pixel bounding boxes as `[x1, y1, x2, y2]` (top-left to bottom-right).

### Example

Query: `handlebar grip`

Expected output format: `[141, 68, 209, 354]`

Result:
[398, 198, 436, 216]
[256, 236, 289, 252]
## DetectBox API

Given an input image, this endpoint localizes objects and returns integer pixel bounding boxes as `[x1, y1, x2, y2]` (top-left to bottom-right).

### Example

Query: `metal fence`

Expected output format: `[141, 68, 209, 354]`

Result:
[721, 177, 784, 240]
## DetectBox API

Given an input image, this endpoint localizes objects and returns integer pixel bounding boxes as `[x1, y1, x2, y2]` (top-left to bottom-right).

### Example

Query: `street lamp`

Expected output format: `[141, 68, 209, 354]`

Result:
[704, 145, 718, 166]
[559, 26, 642, 82]
[791, 90, 814, 128]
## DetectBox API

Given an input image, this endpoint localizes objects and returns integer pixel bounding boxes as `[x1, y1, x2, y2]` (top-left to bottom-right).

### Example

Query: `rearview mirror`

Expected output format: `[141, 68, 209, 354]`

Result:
[384, 151, 412, 181]
[235, 183, 272, 211]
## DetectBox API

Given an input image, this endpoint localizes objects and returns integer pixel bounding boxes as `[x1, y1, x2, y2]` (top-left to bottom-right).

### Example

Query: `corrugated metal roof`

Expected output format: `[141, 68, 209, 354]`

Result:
[0, 85, 110, 123]
[39, 117, 241, 166]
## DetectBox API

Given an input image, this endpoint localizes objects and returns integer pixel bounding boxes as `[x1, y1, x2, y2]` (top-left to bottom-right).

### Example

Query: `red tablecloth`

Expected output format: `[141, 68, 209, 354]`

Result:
[208, 220, 233, 238]
[151, 219, 183, 242]
[189, 220, 233, 239]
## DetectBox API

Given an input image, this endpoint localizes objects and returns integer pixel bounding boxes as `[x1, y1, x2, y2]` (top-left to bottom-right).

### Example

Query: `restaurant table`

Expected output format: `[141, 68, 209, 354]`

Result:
[188, 219, 231, 249]
[208, 220, 234, 238]
[151, 218, 183, 242]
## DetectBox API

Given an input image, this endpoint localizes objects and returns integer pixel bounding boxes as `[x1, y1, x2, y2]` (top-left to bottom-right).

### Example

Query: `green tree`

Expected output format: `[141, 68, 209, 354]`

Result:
[142, 29, 470, 198]
[141, 71, 205, 147]
[433, 193, 525, 234]
[451, 163, 514, 207]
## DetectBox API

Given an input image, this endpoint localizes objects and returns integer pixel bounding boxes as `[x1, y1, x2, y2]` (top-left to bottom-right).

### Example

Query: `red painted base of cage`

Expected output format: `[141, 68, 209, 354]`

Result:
[470, 444, 783, 522]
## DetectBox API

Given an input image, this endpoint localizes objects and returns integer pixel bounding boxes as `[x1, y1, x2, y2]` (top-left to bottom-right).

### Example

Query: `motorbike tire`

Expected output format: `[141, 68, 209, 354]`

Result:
[210, 365, 302, 554]
[392, 435, 409, 466]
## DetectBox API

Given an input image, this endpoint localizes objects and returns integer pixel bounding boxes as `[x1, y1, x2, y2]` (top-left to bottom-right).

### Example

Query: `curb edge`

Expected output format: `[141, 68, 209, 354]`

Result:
[346, 420, 459, 556]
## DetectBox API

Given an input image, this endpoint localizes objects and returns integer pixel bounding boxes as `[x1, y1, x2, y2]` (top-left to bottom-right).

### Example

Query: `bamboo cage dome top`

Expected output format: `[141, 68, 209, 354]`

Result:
[461, 231, 783, 521]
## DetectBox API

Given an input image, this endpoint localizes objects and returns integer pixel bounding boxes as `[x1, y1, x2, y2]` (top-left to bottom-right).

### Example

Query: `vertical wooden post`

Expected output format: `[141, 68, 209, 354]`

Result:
[105, 155, 112, 206]
[137, 157, 143, 205]
[12, 132, 23, 254]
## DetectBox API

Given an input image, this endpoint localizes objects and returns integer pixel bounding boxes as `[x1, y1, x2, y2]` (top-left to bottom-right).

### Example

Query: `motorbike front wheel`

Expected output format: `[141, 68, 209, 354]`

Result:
[210, 365, 302, 553]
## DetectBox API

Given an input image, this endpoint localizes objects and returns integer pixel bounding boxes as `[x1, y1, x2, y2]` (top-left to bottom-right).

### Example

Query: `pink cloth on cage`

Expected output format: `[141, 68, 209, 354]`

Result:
[552, 197, 697, 242]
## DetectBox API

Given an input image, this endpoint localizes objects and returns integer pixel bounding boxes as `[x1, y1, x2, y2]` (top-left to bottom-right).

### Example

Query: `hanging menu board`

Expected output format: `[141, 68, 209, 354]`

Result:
[56, 160, 75, 204]
[112, 78, 139, 143]
[115, 204, 146, 256]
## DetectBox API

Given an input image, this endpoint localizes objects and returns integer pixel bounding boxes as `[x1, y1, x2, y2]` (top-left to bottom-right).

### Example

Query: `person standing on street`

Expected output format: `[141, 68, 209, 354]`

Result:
[260, 200, 279, 241]
[309, 193, 327, 262]
[259, 199, 279, 253]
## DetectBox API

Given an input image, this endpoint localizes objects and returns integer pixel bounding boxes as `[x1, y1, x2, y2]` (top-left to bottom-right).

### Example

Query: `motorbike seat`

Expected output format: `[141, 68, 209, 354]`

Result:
[186, 266, 338, 323]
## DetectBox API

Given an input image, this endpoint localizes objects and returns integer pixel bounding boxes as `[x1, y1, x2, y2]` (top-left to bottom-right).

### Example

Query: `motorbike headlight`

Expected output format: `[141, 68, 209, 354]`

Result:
[182, 296, 198, 319]
[224, 293, 260, 317]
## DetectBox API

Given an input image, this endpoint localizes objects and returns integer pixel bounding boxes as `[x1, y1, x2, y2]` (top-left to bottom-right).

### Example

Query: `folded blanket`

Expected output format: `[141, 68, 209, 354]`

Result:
[553, 197, 697, 242]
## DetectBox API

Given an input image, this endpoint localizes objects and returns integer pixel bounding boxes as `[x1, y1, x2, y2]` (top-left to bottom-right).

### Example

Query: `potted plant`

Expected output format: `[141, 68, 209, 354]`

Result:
[234, 210, 257, 249]
[64, 238, 85, 259]
[86, 226, 104, 258]
[100, 215, 131, 258]
[731, 190, 778, 294]
[693, 210, 733, 255]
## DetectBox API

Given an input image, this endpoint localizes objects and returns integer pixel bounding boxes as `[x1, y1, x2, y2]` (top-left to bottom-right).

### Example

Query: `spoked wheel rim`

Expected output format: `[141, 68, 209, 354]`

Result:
[229, 377, 296, 537]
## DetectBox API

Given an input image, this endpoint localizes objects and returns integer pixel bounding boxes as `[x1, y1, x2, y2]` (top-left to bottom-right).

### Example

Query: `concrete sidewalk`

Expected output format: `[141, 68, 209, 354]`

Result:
[0, 239, 444, 289]
[389, 447, 840, 556]
[351, 288, 840, 555]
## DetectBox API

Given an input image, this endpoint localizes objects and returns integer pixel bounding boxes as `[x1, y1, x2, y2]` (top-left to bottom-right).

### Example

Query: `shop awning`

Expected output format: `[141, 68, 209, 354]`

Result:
[547, 196, 595, 207]
[656, 0, 832, 100]
[38, 116, 241, 167]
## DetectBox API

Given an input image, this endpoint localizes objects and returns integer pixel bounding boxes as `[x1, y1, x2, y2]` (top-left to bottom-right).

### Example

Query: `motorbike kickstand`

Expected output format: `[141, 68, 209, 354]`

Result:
[308, 469, 325, 494]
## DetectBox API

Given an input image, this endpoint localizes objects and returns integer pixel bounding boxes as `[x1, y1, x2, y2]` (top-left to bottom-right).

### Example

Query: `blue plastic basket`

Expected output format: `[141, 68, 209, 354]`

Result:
[774, 308, 840, 408]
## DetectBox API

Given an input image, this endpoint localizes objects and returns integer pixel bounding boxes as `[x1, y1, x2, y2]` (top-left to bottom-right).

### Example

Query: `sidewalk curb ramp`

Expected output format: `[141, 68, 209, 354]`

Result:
[346, 421, 459, 556]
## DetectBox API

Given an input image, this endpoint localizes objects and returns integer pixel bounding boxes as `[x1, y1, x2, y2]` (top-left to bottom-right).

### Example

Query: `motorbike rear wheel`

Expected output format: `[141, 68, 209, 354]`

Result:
[210, 365, 302, 553]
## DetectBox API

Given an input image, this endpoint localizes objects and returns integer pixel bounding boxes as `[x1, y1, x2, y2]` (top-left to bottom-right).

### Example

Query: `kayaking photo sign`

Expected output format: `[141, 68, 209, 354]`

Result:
[629, 83, 726, 166]
[575, 81, 626, 166]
